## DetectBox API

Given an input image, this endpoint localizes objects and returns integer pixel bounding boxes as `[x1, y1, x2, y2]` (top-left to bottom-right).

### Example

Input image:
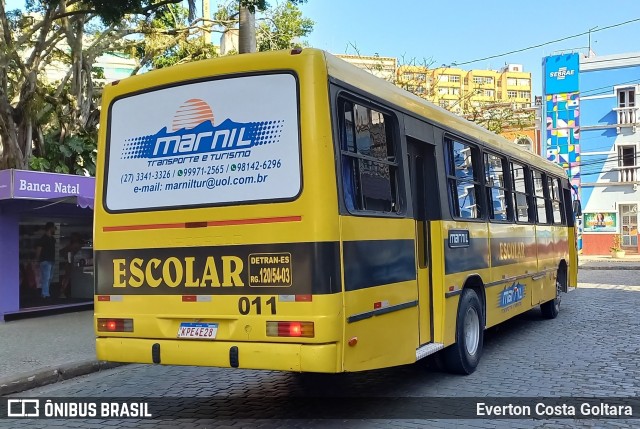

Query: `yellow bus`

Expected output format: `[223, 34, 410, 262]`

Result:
[94, 48, 579, 375]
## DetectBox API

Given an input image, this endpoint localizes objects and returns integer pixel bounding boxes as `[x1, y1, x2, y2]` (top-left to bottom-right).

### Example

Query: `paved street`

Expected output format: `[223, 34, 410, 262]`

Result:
[3, 268, 639, 428]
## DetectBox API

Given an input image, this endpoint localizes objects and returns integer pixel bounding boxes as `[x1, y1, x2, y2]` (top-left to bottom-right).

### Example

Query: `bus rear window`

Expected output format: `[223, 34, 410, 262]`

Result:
[104, 73, 300, 212]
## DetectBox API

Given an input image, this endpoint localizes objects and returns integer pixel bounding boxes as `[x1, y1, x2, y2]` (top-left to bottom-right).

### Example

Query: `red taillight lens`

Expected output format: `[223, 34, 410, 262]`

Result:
[266, 321, 314, 337]
[97, 318, 133, 332]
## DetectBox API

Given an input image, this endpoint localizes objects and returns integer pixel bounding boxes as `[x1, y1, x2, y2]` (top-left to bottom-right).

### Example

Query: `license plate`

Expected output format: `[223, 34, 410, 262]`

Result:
[178, 322, 218, 339]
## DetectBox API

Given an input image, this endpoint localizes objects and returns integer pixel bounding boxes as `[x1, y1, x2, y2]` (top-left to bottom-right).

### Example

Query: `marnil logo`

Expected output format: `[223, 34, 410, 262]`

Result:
[498, 282, 525, 308]
[121, 98, 284, 160]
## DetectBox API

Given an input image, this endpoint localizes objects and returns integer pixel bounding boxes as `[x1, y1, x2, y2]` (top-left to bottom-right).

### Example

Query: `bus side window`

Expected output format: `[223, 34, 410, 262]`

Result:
[339, 99, 399, 214]
[532, 170, 548, 224]
[510, 161, 531, 223]
[548, 177, 563, 224]
[484, 152, 511, 221]
[445, 138, 482, 219]
[341, 101, 357, 211]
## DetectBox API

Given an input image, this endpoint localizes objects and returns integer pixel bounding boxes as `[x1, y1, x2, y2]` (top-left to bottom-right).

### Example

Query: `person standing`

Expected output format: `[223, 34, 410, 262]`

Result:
[34, 222, 56, 299]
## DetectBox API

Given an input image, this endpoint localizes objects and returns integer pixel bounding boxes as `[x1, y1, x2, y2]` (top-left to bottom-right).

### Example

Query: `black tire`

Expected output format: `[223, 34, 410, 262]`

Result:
[541, 268, 565, 319]
[443, 288, 484, 375]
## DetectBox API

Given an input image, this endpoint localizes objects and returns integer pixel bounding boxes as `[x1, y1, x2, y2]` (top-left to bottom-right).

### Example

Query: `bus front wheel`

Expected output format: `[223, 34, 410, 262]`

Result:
[443, 288, 484, 375]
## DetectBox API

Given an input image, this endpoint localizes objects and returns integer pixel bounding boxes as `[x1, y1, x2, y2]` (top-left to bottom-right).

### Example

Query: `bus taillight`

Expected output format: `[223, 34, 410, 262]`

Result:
[266, 321, 314, 338]
[97, 318, 133, 332]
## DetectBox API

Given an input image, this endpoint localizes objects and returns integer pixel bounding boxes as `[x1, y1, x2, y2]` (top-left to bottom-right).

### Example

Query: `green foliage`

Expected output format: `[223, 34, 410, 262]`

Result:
[257, 2, 313, 51]
[610, 235, 623, 252]
[133, 3, 219, 69]
[29, 132, 97, 176]
[153, 41, 218, 69]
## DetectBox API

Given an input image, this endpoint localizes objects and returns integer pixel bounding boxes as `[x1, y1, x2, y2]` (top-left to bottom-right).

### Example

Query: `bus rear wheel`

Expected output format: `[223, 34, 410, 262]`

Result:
[541, 268, 565, 319]
[443, 288, 484, 375]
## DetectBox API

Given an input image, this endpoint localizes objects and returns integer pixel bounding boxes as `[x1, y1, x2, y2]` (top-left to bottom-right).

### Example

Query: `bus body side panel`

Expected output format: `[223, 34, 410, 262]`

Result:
[94, 50, 346, 372]
[340, 216, 419, 371]
[568, 226, 579, 288]
[440, 220, 490, 347]
[538, 224, 569, 303]
[485, 222, 538, 328]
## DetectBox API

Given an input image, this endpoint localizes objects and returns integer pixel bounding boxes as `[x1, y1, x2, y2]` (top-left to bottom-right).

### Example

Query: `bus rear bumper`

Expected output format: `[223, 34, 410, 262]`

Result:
[96, 337, 339, 373]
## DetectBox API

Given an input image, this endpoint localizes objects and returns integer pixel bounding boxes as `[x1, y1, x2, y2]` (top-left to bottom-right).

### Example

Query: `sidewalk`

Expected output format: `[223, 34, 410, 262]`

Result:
[578, 254, 640, 270]
[0, 310, 121, 396]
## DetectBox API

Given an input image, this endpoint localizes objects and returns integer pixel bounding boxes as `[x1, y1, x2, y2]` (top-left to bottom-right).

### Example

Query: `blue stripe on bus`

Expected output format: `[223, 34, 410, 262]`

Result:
[343, 239, 416, 291]
[444, 237, 490, 275]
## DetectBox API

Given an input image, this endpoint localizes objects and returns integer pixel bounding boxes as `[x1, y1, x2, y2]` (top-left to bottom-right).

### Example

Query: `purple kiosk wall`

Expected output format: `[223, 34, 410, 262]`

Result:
[0, 169, 95, 321]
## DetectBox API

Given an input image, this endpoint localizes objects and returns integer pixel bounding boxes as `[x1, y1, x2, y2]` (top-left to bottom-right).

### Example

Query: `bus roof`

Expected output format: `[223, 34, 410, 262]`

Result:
[319, 49, 566, 177]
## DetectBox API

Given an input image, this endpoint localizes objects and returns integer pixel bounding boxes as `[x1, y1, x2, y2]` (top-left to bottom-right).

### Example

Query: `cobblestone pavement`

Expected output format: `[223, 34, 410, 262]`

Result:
[2, 269, 639, 428]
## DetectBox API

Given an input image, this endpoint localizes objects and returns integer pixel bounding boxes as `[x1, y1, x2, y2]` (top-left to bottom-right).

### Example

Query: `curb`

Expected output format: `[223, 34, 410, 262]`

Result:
[0, 361, 126, 396]
[579, 265, 640, 270]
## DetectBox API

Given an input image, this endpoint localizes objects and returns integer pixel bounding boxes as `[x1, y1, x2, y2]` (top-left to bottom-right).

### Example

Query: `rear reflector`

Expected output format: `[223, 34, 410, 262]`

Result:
[278, 295, 313, 302]
[182, 295, 212, 302]
[97, 295, 123, 302]
[266, 321, 314, 337]
[97, 318, 133, 332]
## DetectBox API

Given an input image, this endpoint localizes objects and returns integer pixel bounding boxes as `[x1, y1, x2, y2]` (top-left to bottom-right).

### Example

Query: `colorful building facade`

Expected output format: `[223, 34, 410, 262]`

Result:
[543, 52, 640, 255]
[543, 54, 582, 249]
[579, 52, 640, 255]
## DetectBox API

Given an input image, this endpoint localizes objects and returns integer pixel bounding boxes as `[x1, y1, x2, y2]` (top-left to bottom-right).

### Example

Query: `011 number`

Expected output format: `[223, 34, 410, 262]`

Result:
[238, 296, 276, 315]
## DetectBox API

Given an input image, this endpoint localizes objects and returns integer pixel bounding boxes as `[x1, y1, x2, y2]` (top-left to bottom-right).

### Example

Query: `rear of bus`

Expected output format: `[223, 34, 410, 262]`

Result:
[94, 49, 344, 372]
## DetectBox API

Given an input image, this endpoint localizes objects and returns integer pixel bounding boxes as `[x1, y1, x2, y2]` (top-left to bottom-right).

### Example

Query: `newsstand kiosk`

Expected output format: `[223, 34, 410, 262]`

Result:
[0, 169, 95, 321]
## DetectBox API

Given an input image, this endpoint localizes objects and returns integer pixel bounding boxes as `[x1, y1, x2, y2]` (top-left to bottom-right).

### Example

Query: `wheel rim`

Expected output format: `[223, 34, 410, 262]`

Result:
[463, 307, 480, 356]
[554, 278, 562, 312]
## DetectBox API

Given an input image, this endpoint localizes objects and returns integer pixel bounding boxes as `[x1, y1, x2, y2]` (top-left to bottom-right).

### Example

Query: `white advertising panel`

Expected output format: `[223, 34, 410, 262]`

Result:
[105, 73, 300, 211]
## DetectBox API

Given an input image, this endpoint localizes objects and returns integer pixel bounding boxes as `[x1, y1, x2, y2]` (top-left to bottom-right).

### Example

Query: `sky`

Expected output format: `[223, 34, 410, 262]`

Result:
[297, 0, 640, 95]
[5, 0, 639, 95]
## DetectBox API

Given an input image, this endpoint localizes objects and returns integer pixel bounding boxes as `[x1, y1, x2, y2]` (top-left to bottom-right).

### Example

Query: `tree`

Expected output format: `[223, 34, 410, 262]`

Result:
[220, 0, 308, 54]
[0, 0, 195, 171]
[0, 0, 314, 173]
[256, 1, 313, 52]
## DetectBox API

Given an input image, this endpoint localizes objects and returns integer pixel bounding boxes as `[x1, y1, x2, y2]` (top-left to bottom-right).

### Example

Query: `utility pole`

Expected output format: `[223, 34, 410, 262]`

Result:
[238, 4, 256, 53]
[202, 0, 211, 44]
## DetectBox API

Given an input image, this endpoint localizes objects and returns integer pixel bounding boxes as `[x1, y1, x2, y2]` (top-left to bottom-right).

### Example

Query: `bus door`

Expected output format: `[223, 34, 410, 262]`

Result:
[407, 136, 437, 345]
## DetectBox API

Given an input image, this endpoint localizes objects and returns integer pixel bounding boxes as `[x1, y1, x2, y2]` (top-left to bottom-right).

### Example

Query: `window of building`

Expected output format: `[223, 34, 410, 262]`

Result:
[448, 75, 460, 83]
[472, 76, 483, 85]
[507, 78, 517, 86]
[484, 89, 494, 97]
[507, 90, 518, 99]
[446, 139, 482, 219]
[518, 91, 531, 100]
[617, 145, 638, 182]
[532, 170, 548, 224]
[340, 100, 399, 213]
[615, 87, 637, 125]
[511, 162, 531, 222]
[484, 152, 510, 221]
[483, 77, 494, 85]
[515, 137, 532, 151]
[618, 88, 636, 107]
[416, 73, 426, 81]
[517, 78, 530, 87]
[464, 77, 469, 85]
